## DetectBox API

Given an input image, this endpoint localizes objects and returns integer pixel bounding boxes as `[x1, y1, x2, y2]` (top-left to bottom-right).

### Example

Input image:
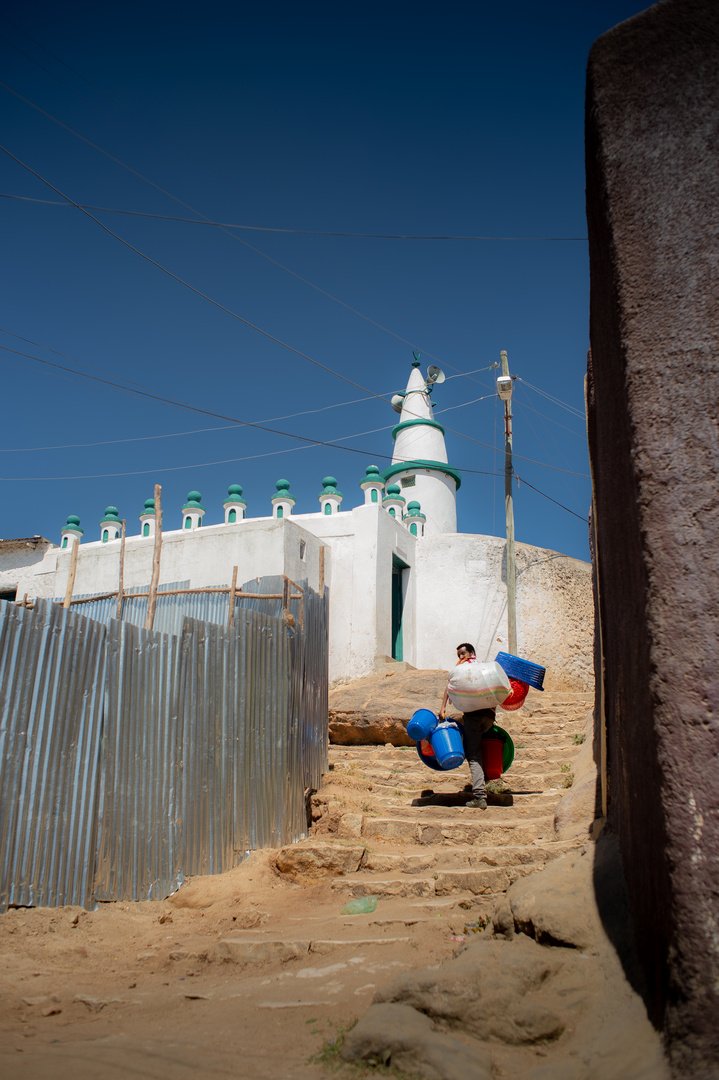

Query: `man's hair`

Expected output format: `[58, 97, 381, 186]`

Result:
[456, 642, 476, 654]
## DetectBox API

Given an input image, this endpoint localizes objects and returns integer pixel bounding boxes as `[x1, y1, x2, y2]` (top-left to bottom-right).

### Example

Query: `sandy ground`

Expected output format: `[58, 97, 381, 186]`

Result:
[0, 848, 482, 1080]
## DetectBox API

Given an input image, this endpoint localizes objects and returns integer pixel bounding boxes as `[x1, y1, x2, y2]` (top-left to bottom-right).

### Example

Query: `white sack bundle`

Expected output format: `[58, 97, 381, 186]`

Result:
[446, 660, 511, 713]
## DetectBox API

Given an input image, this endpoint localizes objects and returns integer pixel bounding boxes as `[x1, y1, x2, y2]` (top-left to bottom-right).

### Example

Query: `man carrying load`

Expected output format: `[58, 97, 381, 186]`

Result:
[439, 642, 506, 811]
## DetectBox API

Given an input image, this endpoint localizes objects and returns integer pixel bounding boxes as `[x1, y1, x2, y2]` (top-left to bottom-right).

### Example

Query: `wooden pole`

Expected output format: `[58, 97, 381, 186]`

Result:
[145, 484, 162, 630]
[63, 540, 79, 610]
[501, 350, 517, 654]
[116, 519, 126, 620]
[282, 575, 290, 623]
[228, 565, 238, 628]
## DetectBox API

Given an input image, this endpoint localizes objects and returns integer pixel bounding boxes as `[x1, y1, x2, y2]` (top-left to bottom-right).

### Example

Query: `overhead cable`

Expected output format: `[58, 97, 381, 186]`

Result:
[513, 472, 589, 522]
[0, 194, 588, 241]
[0, 145, 393, 404]
[0, 85, 458, 367]
[515, 377, 586, 419]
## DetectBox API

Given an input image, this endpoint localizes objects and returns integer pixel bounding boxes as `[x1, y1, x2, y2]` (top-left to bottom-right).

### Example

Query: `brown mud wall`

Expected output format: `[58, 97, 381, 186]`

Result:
[586, 1, 719, 1075]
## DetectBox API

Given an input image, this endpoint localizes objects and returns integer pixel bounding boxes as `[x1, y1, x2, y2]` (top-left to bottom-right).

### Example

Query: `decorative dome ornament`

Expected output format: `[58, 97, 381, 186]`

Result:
[139, 497, 157, 538]
[223, 483, 247, 524]
[60, 514, 83, 550]
[271, 479, 296, 519]
[99, 506, 122, 543]
[181, 490, 206, 531]
[382, 483, 406, 520]
[359, 464, 385, 505]
[404, 500, 427, 537]
[319, 476, 343, 516]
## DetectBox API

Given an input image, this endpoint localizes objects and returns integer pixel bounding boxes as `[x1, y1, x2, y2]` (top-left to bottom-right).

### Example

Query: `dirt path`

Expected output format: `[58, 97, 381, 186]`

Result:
[0, 691, 592, 1079]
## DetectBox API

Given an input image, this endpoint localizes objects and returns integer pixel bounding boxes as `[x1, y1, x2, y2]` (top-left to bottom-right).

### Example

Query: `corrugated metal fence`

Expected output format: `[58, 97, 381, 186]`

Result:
[0, 578, 328, 911]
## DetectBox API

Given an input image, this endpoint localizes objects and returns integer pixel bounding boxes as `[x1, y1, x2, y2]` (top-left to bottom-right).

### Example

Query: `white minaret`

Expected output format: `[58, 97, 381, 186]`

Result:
[383, 359, 459, 534]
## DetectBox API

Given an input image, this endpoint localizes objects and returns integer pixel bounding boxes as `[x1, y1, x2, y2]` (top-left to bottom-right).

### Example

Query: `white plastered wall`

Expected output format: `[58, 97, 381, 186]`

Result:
[414, 533, 593, 690]
[295, 504, 417, 684]
[16, 518, 322, 600]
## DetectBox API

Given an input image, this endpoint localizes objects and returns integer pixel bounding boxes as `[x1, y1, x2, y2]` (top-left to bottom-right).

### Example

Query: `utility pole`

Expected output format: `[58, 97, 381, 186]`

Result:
[497, 351, 517, 654]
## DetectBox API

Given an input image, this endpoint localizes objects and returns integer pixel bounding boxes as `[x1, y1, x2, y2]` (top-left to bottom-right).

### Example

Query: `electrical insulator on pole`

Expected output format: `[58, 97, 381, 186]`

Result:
[498, 351, 517, 654]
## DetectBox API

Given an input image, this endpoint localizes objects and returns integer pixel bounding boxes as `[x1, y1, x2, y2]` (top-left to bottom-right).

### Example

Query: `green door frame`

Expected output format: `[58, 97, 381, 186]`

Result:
[391, 554, 409, 661]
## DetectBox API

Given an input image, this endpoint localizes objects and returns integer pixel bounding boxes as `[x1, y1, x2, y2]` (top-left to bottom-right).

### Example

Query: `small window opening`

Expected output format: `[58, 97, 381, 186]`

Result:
[102, 529, 109, 543]
[371, 488, 378, 503]
[228, 508, 236, 523]
[400, 475, 416, 488]
[410, 523, 418, 536]
[62, 536, 68, 549]
[184, 516, 192, 529]
[143, 522, 150, 537]
[389, 507, 395, 518]
[277, 505, 283, 518]
[324, 502, 332, 515]
[299, 540, 306, 560]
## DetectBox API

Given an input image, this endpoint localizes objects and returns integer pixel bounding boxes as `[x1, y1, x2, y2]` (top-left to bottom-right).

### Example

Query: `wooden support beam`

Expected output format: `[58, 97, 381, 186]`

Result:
[116, 519, 126, 620]
[62, 541, 79, 610]
[228, 565, 238, 628]
[145, 484, 162, 631]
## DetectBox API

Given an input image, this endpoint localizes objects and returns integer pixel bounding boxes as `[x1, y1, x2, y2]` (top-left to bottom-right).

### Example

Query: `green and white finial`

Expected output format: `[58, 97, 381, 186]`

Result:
[224, 483, 247, 524]
[405, 500, 427, 537]
[99, 506, 122, 543]
[319, 475, 343, 516]
[271, 478, 296, 519]
[382, 483, 406, 520]
[60, 514, 83, 551]
[359, 464, 385, 506]
[182, 490, 206, 531]
[139, 496, 157, 538]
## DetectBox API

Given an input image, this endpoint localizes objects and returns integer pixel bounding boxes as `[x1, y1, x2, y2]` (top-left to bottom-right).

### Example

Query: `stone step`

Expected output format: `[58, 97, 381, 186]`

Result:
[361, 838, 580, 874]
[330, 863, 540, 899]
[361, 815, 555, 846]
[365, 799, 558, 822]
[331, 746, 579, 776]
[410, 790, 560, 810]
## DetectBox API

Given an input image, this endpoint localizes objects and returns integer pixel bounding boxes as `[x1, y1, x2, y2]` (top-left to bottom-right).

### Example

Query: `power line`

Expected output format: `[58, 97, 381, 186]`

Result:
[0, 193, 588, 241]
[0, 85, 461, 367]
[513, 397, 587, 438]
[0, 13, 285, 222]
[441, 421, 590, 477]
[514, 472, 589, 523]
[0, 326, 176, 395]
[0, 336, 501, 485]
[0, 144, 395, 404]
[515, 377, 586, 419]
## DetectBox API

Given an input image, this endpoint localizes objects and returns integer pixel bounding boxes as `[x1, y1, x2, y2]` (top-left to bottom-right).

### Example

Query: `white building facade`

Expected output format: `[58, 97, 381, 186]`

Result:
[7, 362, 593, 690]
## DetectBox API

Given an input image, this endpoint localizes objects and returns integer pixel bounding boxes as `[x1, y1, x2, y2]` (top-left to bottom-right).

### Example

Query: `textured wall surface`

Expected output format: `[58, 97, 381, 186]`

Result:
[586, 0, 719, 1073]
[415, 534, 593, 690]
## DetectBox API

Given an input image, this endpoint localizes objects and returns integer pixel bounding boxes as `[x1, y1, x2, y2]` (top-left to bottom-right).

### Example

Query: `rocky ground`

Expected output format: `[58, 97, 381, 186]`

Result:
[0, 670, 668, 1079]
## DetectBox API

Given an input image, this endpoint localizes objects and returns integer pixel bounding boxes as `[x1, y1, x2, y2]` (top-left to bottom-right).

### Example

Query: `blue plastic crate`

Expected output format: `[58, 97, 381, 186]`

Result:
[495, 651, 545, 691]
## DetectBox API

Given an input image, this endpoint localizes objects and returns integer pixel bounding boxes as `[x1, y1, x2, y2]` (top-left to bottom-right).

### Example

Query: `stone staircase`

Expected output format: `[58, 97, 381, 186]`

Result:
[308, 691, 592, 913]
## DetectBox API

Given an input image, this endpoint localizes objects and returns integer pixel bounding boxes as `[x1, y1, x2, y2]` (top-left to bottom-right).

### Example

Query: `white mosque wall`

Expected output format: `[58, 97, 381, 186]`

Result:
[16, 518, 323, 602]
[295, 504, 417, 684]
[10, 506, 592, 692]
[414, 533, 593, 690]
[392, 469, 458, 535]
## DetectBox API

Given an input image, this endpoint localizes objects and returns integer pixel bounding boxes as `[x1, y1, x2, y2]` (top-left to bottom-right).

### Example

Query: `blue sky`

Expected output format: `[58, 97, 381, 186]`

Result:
[1, 1, 650, 560]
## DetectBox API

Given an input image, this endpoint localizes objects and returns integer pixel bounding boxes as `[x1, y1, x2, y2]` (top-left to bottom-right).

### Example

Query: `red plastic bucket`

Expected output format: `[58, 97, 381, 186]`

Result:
[481, 737, 504, 780]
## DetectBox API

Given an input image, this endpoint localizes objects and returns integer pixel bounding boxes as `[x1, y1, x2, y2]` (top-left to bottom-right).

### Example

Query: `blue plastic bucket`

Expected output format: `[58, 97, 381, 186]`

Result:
[429, 722, 465, 770]
[407, 708, 439, 741]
